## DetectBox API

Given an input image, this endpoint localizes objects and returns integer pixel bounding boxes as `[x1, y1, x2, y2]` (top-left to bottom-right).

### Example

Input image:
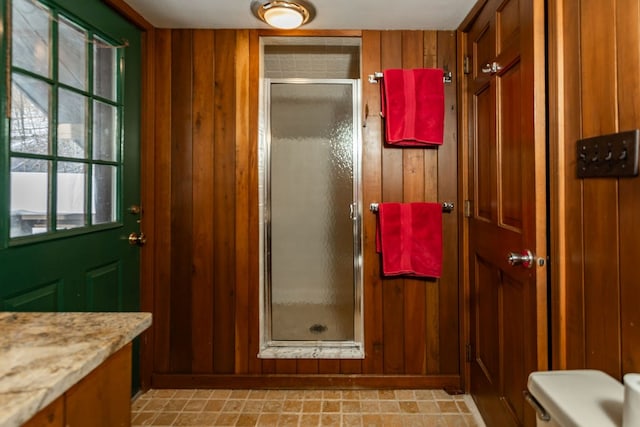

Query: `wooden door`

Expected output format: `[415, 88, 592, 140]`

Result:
[462, 0, 547, 425]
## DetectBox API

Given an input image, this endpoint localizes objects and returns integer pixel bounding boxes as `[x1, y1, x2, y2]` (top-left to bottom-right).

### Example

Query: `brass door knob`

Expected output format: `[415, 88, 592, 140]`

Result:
[128, 232, 146, 246]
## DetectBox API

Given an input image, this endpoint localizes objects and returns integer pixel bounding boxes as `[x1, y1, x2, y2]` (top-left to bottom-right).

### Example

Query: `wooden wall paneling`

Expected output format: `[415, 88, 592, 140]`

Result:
[616, 0, 640, 376]
[361, 30, 384, 375]
[340, 359, 362, 375]
[169, 29, 194, 372]
[213, 30, 238, 374]
[579, 0, 621, 378]
[139, 28, 156, 389]
[437, 31, 460, 375]
[247, 30, 262, 375]
[318, 360, 341, 374]
[547, 0, 586, 371]
[276, 359, 298, 374]
[380, 31, 406, 375]
[422, 30, 441, 375]
[296, 359, 320, 374]
[147, 28, 462, 383]
[191, 29, 216, 373]
[153, 29, 173, 374]
[261, 359, 276, 374]
[234, 30, 251, 374]
[401, 31, 429, 375]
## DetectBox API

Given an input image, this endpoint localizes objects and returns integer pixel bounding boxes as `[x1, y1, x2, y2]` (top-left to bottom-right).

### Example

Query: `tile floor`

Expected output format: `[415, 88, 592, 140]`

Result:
[131, 388, 487, 426]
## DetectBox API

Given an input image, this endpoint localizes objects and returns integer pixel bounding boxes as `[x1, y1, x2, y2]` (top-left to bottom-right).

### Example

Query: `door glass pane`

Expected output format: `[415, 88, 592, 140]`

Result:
[10, 158, 50, 237]
[12, 0, 50, 77]
[11, 73, 50, 155]
[93, 100, 118, 161]
[58, 17, 87, 90]
[57, 161, 86, 230]
[93, 164, 117, 224]
[94, 38, 117, 101]
[270, 82, 355, 341]
[58, 88, 87, 158]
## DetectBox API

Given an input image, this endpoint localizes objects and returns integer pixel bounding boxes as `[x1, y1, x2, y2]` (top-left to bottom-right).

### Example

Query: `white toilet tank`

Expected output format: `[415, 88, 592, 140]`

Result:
[527, 370, 624, 427]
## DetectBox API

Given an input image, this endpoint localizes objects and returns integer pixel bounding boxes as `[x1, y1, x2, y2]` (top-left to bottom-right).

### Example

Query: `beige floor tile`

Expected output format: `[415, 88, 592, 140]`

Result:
[152, 412, 179, 426]
[256, 413, 279, 426]
[132, 411, 157, 426]
[210, 389, 232, 399]
[182, 399, 207, 412]
[417, 400, 441, 413]
[398, 400, 420, 413]
[394, 390, 416, 400]
[215, 412, 240, 426]
[437, 400, 460, 413]
[361, 413, 385, 426]
[282, 399, 303, 413]
[342, 413, 363, 426]
[262, 400, 284, 413]
[322, 400, 341, 412]
[300, 413, 321, 426]
[236, 413, 260, 426]
[202, 399, 226, 412]
[319, 413, 341, 426]
[302, 400, 322, 412]
[414, 390, 435, 400]
[163, 399, 188, 412]
[248, 390, 269, 399]
[223, 399, 245, 412]
[342, 400, 361, 413]
[359, 400, 380, 413]
[378, 400, 401, 413]
[278, 413, 300, 426]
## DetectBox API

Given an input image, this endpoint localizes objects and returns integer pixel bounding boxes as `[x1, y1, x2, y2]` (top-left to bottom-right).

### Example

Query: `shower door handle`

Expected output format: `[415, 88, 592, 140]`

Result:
[349, 203, 357, 220]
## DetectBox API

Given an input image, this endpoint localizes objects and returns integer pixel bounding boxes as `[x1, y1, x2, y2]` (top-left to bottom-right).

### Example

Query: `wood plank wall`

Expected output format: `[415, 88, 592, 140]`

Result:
[548, 0, 640, 379]
[146, 29, 460, 389]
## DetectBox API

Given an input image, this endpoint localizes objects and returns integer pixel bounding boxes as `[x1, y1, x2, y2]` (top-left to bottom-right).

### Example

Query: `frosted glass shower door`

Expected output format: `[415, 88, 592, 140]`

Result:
[267, 79, 361, 345]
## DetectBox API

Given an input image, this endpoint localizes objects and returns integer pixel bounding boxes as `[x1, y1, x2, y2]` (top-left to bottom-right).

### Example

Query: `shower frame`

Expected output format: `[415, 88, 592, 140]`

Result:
[258, 75, 364, 359]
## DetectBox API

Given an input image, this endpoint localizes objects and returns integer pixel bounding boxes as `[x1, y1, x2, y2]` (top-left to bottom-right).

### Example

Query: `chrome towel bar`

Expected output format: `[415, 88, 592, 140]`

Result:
[369, 202, 454, 213]
[368, 70, 453, 84]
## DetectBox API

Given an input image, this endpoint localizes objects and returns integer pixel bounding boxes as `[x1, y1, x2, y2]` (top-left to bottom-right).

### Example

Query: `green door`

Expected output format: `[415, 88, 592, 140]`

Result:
[0, 0, 142, 373]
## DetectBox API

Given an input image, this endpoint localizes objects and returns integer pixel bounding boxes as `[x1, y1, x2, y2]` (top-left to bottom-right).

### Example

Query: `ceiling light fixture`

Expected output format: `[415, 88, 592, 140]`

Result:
[251, 0, 316, 30]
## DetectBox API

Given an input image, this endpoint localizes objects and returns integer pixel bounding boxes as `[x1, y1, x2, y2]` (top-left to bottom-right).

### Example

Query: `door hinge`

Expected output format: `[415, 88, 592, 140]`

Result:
[463, 56, 471, 75]
[464, 200, 472, 218]
[466, 343, 473, 362]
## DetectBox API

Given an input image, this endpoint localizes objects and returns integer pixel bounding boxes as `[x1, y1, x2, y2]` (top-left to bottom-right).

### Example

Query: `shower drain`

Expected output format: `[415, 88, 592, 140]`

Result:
[309, 324, 328, 334]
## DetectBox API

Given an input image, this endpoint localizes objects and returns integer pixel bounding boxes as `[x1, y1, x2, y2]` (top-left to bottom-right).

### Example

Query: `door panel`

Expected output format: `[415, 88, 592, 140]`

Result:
[475, 85, 495, 222]
[86, 262, 123, 311]
[3, 282, 61, 311]
[498, 61, 523, 229]
[497, 0, 520, 57]
[464, 0, 546, 425]
[502, 272, 528, 423]
[474, 255, 499, 385]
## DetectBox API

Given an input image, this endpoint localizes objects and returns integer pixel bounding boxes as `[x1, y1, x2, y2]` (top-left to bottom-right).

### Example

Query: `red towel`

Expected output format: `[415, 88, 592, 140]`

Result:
[375, 202, 442, 278]
[381, 68, 445, 146]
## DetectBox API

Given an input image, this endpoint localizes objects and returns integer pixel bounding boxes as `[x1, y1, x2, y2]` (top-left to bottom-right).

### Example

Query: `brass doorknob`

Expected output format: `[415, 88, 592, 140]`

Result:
[128, 232, 146, 246]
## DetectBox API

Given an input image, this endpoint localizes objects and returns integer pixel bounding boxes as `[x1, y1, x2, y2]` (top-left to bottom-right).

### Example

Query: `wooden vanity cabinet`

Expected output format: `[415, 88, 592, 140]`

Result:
[23, 343, 132, 427]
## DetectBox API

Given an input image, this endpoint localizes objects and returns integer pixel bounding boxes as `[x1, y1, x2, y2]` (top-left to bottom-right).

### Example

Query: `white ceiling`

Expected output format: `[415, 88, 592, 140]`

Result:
[121, 0, 477, 30]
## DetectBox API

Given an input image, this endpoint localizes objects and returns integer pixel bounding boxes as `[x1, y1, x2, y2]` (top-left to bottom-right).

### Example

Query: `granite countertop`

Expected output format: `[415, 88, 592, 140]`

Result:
[0, 311, 152, 427]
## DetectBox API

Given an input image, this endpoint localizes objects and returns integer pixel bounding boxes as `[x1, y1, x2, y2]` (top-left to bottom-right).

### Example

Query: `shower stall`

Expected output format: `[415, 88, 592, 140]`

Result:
[258, 37, 363, 358]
